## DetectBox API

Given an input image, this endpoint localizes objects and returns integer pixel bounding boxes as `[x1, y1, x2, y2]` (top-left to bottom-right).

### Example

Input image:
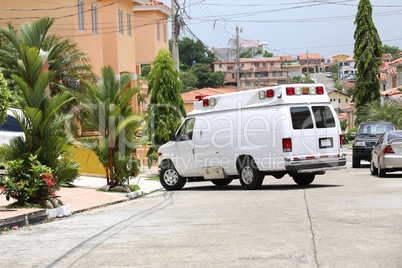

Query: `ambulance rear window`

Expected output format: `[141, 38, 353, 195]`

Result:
[290, 107, 313, 130]
[312, 106, 335, 128]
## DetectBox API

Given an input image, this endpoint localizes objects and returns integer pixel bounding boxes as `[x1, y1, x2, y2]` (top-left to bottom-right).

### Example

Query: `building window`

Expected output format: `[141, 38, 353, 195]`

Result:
[346, 98, 348, 102]
[263, 63, 266, 66]
[219, 64, 222, 68]
[163, 23, 167, 42]
[254, 63, 259, 67]
[156, 20, 160, 41]
[241, 63, 244, 67]
[245, 81, 251, 87]
[270, 63, 273, 66]
[78, 0, 84, 31]
[127, 13, 131, 37]
[118, 9, 123, 35]
[91, 4, 98, 34]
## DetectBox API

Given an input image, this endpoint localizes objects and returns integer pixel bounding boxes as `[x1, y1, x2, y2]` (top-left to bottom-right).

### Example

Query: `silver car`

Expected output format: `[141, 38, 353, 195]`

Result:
[370, 130, 402, 177]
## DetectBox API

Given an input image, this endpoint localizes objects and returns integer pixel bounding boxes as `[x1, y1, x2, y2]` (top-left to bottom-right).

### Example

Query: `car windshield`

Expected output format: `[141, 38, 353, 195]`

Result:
[388, 132, 402, 142]
[357, 123, 394, 135]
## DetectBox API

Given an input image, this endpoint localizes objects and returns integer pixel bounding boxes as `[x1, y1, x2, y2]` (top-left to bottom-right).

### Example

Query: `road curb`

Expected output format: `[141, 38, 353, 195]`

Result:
[0, 189, 160, 232]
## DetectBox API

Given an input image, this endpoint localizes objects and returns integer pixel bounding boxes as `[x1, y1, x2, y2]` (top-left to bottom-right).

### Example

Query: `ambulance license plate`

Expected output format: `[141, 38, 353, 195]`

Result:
[319, 137, 333, 149]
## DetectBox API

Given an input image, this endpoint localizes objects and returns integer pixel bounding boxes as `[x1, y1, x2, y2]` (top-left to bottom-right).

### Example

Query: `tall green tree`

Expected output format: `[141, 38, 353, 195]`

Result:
[146, 49, 186, 166]
[353, 0, 383, 109]
[77, 66, 146, 186]
[0, 18, 79, 184]
[191, 63, 224, 88]
[172, 37, 216, 70]
[181, 71, 198, 92]
[382, 44, 402, 60]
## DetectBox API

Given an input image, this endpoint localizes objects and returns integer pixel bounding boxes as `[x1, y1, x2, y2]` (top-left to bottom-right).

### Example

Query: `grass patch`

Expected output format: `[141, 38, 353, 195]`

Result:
[146, 176, 159, 181]
[128, 184, 140, 191]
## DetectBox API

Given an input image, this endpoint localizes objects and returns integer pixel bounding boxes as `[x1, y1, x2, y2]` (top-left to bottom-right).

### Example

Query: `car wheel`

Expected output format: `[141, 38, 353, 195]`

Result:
[370, 159, 378, 175]
[378, 159, 386, 178]
[352, 156, 360, 168]
[238, 158, 264, 190]
[160, 161, 186, 190]
[292, 174, 315, 186]
[211, 178, 233, 186]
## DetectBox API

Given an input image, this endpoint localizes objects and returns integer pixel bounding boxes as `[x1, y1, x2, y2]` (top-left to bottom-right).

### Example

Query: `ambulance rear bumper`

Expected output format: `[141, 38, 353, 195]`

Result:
[285, 154, 347, 173]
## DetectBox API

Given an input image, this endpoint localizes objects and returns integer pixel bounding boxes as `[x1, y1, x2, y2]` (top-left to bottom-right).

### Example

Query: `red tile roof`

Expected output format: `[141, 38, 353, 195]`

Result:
[382, 54, 393, 60]
[181, 87, 237, 102]
[213, 57, 282, 64]
[146, 0, 164, 6]
[298, 53, 321, 60]
[338, 113, 347, 120]
[381, 87, 402, 98]
[280, 56, 293, 62]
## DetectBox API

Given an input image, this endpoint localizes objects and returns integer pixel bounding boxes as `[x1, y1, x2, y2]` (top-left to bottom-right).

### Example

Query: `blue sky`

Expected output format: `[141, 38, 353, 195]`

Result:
[161, 0, 402, 58]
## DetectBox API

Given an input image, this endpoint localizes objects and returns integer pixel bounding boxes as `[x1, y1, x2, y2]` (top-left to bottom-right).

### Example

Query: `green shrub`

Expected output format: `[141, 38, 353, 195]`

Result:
[0, 154, 58, 206]
[345, 128, 358, 141]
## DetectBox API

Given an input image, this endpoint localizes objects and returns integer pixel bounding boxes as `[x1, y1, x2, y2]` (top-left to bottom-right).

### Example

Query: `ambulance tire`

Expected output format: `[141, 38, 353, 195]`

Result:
[160, 161, 186, 190]
[238, 158, 264, 190]
[211, 178, 233, 186]
[292, 174, 315, 186]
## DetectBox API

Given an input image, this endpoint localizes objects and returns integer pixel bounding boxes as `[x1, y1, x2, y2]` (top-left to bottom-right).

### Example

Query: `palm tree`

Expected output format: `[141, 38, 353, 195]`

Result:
[357, 100, 402, 129]
[0, 17, 79, 184]
[77, 66, 147, 186]
[0, 18, 93, 96]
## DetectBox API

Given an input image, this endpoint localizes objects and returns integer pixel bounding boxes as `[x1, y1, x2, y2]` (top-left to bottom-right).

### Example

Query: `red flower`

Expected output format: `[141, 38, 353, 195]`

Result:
[1, 186, 5, 191]
[29, 165, 32, 168]
[52, 192, 56, 198]
[16, 182, 21, 185]
[46, 179, 54, 187]
[41, 174, 46, 179]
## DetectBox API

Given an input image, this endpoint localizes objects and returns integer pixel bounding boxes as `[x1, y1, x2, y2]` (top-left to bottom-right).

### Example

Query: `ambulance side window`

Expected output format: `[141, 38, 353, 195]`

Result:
[290, 107, 313, 129]
[177, 118, 195, 141]
[312, 106, 335, 128]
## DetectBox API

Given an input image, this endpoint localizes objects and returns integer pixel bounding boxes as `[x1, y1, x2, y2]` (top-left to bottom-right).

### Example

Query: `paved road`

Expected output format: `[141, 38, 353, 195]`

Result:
[310, 72, 337, 92]
[1, 152, 402, 267]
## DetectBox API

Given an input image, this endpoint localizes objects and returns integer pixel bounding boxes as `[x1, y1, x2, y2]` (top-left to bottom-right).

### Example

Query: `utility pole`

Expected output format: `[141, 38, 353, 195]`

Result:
[306, 50, 309, 82]
[236, 25, 241, 91]
[171, 0, 180, 71]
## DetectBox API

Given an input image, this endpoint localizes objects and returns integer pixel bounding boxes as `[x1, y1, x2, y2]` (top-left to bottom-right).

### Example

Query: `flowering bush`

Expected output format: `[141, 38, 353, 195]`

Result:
[0, 155, 58, 206]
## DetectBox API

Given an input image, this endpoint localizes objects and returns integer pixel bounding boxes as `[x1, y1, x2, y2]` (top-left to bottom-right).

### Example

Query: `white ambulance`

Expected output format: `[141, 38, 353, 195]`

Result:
[158, 84, 346, 190]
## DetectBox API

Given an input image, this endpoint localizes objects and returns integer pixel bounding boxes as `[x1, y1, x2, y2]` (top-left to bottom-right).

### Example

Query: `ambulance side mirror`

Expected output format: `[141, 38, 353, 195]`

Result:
[351, 132, 356, 137]
[169, 132, 176, 141]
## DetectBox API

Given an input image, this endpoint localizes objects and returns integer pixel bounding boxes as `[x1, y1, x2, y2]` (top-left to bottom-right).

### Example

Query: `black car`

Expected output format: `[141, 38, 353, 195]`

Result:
[352, 122, 395, 168]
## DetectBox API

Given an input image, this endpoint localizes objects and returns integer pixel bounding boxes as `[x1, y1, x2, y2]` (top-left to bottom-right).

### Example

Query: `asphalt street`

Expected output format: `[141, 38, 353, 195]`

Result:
[1, 151, 402, 267]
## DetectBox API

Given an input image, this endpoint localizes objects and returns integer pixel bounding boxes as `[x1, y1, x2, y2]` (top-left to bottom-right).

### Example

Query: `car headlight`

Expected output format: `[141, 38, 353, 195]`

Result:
[354, 141, 366, 147]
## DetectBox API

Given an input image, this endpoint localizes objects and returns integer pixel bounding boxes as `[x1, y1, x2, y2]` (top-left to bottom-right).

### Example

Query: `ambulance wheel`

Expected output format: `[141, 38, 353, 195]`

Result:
[238, 158, 264, 190]
[292, 174, 315, 186]
[160, 161, 186, 190]
[211, 178, 233, 186]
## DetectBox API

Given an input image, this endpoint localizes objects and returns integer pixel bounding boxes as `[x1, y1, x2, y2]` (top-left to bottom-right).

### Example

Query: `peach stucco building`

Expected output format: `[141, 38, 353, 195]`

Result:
[0, 0, 169, 112]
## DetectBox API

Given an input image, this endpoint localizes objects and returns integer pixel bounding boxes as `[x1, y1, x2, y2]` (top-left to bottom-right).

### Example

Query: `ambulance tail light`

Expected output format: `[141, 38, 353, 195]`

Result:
[202, 97, 216, 107]
[282, 138, 292, 152]
[267, 89, 274, 98]
[340, 135, 344, 146]
[286, 87, 295, 95]
[259, 89, 275, 99]
[316, 86, 324, 95]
